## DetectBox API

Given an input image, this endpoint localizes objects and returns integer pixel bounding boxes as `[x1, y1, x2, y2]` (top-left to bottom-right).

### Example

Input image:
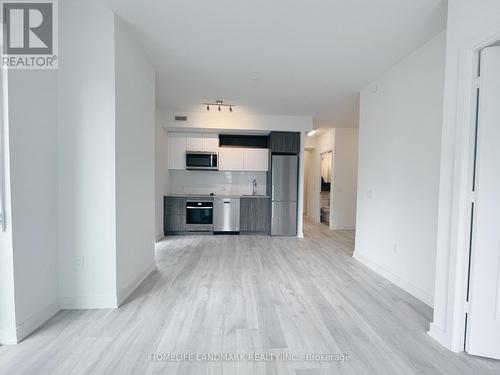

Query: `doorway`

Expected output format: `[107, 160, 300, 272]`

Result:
[464, 44, 500, 359]
[320, 151, 332, 226]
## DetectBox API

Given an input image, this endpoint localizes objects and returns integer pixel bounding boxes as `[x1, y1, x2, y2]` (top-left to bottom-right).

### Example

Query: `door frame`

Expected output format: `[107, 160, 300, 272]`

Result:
[428, 30, 500, 353]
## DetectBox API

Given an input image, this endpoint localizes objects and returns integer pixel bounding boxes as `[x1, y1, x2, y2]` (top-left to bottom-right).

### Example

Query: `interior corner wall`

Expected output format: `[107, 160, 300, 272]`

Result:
[331, 128, 358, 230]
[57, 4, 117, 309]
[114, 16, 156, 305]
[155, 106, 169, 241]
[354, 31, 446, 307]
[0, 69, 17, 345]
[7, 70, 59, 342]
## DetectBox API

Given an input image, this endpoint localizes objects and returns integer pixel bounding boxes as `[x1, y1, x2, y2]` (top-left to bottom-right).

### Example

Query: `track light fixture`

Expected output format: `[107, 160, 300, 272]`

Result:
[204, 100, 235, 112]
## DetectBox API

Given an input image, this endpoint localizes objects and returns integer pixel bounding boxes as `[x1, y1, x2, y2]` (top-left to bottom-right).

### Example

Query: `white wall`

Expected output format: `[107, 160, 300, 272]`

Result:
[57, 4, 117, 308]
[0, 70, 17, 344]
[430, 0, 500, 352]
[7, 70, 59, 342]
[114, 16, 156, 304]
[161, 109, 312, 133]
[332, 128, 358, 230]
[1, 3, 159, 343]
[354, 31, 446, 307]
[155, 107, 169, 240]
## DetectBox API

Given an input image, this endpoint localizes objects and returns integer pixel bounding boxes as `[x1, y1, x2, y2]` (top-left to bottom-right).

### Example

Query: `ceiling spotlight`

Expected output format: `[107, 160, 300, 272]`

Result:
[307, 129, 318, 137]
[203, 100, 236, 113]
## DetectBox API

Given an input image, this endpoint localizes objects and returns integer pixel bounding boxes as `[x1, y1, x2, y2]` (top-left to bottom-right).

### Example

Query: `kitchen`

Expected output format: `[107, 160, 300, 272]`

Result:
[163, 131, 300, 236]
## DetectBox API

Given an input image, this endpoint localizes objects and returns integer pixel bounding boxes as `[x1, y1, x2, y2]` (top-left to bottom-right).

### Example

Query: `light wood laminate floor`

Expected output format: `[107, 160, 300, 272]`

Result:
[1, 221, 499, 375]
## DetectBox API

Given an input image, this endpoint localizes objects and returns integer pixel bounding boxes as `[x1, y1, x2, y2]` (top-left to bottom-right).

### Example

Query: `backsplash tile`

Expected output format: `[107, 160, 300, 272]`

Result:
[168, 170, 267, 196]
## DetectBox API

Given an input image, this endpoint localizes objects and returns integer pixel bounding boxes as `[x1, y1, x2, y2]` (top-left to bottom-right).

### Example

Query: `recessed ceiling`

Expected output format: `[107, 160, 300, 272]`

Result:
[97, 0, 447, 127]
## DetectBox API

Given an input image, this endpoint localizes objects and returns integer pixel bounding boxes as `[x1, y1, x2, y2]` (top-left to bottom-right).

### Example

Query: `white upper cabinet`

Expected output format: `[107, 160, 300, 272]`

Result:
[219, 147, 269, 171]
[168, 132, 268, 171]
[186, 133, 204, 151]
[219, 148, 244, 171]
[203, 133, 219, 152]
[243, 148, 269, 171]
[185, 133, 218, 152]
[169, 132, 187, 170]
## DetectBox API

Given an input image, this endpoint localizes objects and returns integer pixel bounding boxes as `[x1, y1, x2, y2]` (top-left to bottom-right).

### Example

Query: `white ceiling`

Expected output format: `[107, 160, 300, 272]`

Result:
[98, 0, 447, 127]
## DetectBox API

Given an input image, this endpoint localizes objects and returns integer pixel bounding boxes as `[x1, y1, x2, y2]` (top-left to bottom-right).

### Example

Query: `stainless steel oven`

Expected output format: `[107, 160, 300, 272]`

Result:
[185, 151, 218, 170]
[185, 200, 213, 232]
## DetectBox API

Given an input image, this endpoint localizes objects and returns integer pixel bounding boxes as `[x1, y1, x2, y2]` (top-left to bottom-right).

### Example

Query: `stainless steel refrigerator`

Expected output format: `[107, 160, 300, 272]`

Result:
[271, 155, 298, 235]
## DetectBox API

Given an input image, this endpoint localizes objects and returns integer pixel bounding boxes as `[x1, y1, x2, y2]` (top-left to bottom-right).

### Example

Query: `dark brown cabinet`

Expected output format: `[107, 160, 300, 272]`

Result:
[240, 197, 271, 234]
[164, 197, 186, 234]
[269, 132, 300, 154]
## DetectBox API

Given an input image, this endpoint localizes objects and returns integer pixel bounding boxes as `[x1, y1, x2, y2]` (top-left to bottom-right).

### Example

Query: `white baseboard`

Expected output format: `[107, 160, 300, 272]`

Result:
[330, 225, 356, 230]
[60, 294, 118, 310]
[428, 322, 455, 351]
[353, 251, 434, 307]
[0, 301, 60, 345]
[0, 326, 18, 345]
[16, 301, 60, 342]
[117, 262, 156, 306]
[59, 263, 156, 309]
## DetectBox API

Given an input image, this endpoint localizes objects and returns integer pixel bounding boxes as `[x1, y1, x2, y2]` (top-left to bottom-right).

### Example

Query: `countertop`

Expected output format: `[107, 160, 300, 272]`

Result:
[165, 194, 271, 199]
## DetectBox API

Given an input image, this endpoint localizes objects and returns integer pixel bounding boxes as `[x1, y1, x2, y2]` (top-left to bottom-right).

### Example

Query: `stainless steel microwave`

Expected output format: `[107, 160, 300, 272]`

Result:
[185, 151, 218, 170]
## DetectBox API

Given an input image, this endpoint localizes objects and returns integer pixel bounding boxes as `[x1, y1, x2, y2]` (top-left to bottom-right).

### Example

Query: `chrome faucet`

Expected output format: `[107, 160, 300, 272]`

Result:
[252, 179, 257, 195]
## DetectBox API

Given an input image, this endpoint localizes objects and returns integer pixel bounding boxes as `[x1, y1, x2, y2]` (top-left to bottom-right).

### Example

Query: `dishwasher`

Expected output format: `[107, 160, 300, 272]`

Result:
[213, 197, 240, 234]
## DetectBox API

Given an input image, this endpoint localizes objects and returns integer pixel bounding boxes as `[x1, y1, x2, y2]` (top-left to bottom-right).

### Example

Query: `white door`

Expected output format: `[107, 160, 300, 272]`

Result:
[466, 46, 500, 359]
